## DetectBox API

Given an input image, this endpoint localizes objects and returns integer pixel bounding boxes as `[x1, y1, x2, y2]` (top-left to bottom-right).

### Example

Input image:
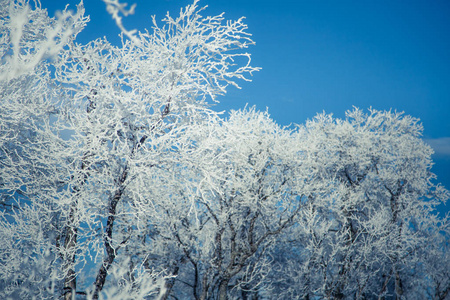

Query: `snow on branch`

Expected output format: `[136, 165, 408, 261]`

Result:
[0, 0, 88, 81]
[101, 0, 141, 46]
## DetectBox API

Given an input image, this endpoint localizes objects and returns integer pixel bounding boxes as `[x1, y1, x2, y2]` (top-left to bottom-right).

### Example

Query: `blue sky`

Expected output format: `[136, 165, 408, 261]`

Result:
[41, 0, 450, 209]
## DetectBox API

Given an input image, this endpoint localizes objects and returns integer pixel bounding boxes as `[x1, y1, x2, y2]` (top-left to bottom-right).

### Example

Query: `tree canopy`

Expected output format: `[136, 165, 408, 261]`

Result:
[0, 1, 449, 299]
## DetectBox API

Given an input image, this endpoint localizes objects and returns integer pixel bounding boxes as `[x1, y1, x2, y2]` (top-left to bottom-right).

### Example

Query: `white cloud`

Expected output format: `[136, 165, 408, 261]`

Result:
[424, 137, 450, 157]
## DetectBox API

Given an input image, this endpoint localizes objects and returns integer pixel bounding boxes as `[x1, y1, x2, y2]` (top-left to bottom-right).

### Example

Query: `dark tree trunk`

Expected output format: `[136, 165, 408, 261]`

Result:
[63, 208, 78, 300]
[92, 185, 125, 299]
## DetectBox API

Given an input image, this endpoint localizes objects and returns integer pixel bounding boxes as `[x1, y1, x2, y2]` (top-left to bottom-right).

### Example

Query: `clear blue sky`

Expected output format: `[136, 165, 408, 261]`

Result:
[41, 0, 450, 210]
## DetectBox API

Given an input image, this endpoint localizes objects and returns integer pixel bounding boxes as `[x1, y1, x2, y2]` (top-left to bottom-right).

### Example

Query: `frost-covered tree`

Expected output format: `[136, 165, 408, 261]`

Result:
[1, 1, 449, 300]
[267, 108, 450, 299]
[129, 107, 310, 299]
[0, 0, 258, 298]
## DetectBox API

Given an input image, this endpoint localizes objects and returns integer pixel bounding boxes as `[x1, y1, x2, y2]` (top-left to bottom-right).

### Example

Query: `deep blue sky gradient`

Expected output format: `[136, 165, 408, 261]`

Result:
[41, 0, 450, 212]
